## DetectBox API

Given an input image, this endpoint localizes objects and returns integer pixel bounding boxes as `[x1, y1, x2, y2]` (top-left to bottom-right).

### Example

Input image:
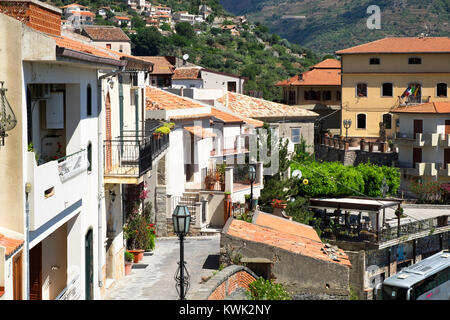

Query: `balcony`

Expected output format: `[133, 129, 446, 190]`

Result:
[394, 132, 439, 147]
[103, 132, 169, 184]
[439, 133, 450, 148]
[438, 165, 450, 177]
[210, 135, 249, 157]
[398, 162, 439, 177]
[27, 149, 89, 231]
[398, 95, 431, 106]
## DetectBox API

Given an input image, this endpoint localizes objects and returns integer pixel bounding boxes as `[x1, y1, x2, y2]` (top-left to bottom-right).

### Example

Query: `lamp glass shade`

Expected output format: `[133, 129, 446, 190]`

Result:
[248, 165, 256, 182]
[172, 205, 191, 235]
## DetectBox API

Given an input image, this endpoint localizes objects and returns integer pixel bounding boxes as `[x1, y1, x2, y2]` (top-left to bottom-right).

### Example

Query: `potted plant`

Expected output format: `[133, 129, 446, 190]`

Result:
[123, 214, 147, 262]
[145, 223, 156, 253]
[124, 251, 134, 275]
[217, 163, 226, 191]
[204, 170, 216, 190]
[271, 199, 287, 209]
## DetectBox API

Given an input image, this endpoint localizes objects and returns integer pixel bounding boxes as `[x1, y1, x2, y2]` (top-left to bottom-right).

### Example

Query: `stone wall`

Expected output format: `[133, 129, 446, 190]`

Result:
[315, 144, 398, 166]
[220, 234, 350, 298]
[191, 265, 257, 300]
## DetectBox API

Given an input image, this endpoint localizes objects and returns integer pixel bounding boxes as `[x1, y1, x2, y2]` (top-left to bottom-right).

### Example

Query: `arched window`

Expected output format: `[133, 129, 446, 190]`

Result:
[87, 142, 92, 173]
[357, 114, 366, 129]
[382, 114, 392, 130]
[87, 84, 92, 116]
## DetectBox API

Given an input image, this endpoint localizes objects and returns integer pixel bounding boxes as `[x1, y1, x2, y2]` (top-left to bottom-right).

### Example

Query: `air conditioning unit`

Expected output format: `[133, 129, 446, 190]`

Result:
[30, 84, 51, 100]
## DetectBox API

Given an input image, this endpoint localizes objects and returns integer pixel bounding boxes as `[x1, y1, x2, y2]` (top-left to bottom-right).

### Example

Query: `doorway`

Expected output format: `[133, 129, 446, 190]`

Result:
[13, 253, 22, 300]
[85, 229, 94, 300]
[29, 243, 42, 300]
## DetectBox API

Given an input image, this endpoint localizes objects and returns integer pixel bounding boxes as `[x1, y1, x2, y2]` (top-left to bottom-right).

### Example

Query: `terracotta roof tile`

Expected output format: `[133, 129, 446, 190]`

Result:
[253, 212, 322, 242]
[169, 113, 212, 120]
[146, 86, 207, 110]
[336, 37, 450, 54]
[114, 16, 130, 20]
[50, 34, 122, 61]
[173, 67, 202, 80]
[276, 68, 341, 87]
[0, 234, 24, 258]
[184, 126, 216, 138]
[311, 58, 341, 69]
[82, 26, 130, 42]
[225, 219, 351, 267]
[217, 92, 318, 118]
[211, 108, 244, 123]
[139, 56, 175, 74]
[391, 101, 450, 114]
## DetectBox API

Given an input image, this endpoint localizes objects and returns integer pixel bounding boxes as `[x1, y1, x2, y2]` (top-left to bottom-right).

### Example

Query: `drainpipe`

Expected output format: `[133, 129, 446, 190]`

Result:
[25, 182, 32, 300]
[97, 71, 105, 291]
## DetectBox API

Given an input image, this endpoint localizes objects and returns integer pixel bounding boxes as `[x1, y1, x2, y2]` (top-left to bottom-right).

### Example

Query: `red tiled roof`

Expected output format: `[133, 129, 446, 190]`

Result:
[50, 34, 122, 61]
[311, 58, 341, 69]
[336, 37, 450, 54]
[224, 219, 351, 267]
[391, 102, 450, 114]
[0, 234, 24, 257]
[73, 11, 94, 16]
[146, 86, 207, 110]
[114, 16, 130, 20]
[211, 108, 244, 123]
[184, 126, 216, 138]
[61, 3, 89, 9]
[139, 56, 174, 74]
[253, 212, 322, 242]
[173, 67, 202, 80]
[276, 68, 341, 87]
[217, 92, 318, 118]
[82, 26, 130, 42]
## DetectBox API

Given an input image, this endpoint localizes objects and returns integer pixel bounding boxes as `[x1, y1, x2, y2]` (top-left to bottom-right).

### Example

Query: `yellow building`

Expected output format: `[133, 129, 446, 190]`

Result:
[336, 37, 450, 141]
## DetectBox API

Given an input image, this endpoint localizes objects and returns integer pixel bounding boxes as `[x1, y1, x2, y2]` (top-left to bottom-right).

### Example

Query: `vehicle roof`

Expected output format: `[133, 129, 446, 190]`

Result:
[383, 251, 450, 288]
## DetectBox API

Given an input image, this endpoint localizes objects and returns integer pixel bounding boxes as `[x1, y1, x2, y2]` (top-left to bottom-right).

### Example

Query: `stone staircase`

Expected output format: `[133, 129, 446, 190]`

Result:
[177, 191, 199, 226]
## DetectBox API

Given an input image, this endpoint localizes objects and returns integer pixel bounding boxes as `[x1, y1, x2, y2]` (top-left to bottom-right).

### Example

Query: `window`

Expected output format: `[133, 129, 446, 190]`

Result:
[409, 57, 422, 65]
[336, 90, 341, 100]
[357, 83, 367, 97]
[304, 90, 319, 101]
[106, 43, 111, 49]
[382, 83, 393, 97]
[370, 57, 380, 65]
[291, 128, 301, 144]
[382, 114, 392, 129]
[86, 84, 92, 116]
[437, 83, 447, 97]
[87, 142, 92, 173]
[322, 90, 332, 101]
[357, 114, 366, 129]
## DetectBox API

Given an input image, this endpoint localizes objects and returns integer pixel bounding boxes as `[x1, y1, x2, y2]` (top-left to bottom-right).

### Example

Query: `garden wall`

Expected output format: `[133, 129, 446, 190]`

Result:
[315, 144, 397, 166]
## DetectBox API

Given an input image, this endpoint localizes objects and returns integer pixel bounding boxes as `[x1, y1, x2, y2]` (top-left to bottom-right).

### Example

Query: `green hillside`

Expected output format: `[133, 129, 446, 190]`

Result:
[220, 0, 450, 54]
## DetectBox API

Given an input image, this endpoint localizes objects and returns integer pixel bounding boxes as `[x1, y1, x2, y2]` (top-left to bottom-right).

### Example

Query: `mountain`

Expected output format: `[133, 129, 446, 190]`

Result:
[220, 0, 450, 54]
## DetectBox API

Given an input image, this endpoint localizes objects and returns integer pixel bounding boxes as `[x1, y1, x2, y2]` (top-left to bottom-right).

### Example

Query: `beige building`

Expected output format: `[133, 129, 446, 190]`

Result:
[336, 37, 450, 141]
[80, 26, 132, 55]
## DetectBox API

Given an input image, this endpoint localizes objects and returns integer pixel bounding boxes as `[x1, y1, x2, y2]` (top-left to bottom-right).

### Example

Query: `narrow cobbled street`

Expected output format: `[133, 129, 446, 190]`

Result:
[103, 235, 220, 300]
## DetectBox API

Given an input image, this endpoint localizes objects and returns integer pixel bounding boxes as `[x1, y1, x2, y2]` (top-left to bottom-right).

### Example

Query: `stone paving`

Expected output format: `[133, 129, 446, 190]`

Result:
[102, 234, 221, 300]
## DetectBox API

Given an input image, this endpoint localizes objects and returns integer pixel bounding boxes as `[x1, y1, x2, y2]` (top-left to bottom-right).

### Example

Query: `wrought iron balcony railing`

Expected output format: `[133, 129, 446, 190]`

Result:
[104, 132, 169, 178]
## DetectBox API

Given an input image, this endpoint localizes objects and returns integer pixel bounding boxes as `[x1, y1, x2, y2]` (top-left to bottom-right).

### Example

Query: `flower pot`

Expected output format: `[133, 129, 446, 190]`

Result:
[271, 203, 287, 209]
[125, 262, 133, 275]
[128, 249, 144, 263]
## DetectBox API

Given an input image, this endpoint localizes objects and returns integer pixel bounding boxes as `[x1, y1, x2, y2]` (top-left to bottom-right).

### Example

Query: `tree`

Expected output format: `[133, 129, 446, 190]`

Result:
[130, 27, 165, 56]
[175, 22, 195, 38]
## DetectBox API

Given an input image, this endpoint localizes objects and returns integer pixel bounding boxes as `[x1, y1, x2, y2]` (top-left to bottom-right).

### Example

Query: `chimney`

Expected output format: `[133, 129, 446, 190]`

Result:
[0, 0, 62, 36]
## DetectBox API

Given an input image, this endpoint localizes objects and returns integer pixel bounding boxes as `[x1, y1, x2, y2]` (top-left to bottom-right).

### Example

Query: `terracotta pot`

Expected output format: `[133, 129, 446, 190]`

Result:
[129, 249, 144, 263]
[271, 203, 287, 209]
[125, 262, 133, 275]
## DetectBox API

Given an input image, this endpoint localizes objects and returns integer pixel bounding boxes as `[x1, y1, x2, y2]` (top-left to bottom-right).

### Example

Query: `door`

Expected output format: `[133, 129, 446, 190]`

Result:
[444, 149, 450, 169]
[29, 243, 42, 300]
[413, 148, 422, 168]
[413, 119, 423, 138]
[13, 253, 22, 300]
[85, 229, 94, 300]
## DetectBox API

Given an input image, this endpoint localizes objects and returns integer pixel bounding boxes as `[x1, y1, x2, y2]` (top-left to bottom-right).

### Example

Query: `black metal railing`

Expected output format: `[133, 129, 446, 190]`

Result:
[104, 132, 169, 177]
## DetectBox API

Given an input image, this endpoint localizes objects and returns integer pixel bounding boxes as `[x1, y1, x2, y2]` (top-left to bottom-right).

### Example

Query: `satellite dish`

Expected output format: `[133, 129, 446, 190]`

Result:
[182, 53, 189, 61]
[292, 169, 302, 179]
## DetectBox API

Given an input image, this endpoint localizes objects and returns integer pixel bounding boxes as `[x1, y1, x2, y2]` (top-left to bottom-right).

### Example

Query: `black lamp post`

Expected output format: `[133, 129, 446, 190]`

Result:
[172, 205, 191, 300]
[248, 165, 256, 211]
[343, 119, 352, 140]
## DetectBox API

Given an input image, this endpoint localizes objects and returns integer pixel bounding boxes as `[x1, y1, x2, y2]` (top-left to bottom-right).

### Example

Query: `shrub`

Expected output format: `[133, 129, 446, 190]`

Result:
[246, 278, 291, 300]
[154, 126, 171, 135]
[125, 251, 134, 262]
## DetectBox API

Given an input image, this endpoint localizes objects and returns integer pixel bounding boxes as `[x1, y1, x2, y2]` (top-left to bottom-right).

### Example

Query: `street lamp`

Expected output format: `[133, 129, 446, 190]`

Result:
[343, 119, 352, 140]
[248, 165, 256, 212]
[172, 205, 191, 300]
